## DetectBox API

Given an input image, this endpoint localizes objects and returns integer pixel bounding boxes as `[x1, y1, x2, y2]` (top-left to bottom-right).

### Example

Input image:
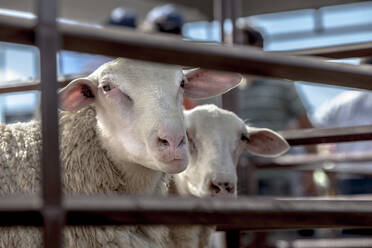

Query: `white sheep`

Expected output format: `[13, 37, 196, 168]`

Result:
[0, 58, 243, 247]
[167, 104, 290, 248]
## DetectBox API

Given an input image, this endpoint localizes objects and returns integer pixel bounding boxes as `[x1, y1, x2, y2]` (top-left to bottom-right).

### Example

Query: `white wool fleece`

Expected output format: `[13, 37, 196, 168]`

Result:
[0, 107, 168, 248]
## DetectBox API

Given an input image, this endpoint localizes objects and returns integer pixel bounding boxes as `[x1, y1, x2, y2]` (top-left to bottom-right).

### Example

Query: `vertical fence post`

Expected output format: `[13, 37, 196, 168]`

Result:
[230, 0, 242, 44]
[221, 0, 240, 115]
[214, 0, 227, 43]
[224, 1, 242, 247]
[35, 0, 64, 247]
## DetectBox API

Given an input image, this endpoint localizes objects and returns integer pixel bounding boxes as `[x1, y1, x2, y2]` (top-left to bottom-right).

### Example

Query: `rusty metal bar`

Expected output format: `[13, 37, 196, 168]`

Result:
[214, 0, 226, 43]
[3, 11, 372, 60]
[238, 0, 370, 18]
[280, 125, 372, 146]
[36, 0, 64, 247]
[286, 238, 372, 248]
[2, 14, 372, 90]
[2, 195, 372, 231]
[276, 41, 372, 58]
[0, 196, 42, 226]
[230, 0, 242, 44]
[221, 0, 241, 115]
[0, 83, 39, 94]
[225, 1, 242, 246]
[256, 152, 372, 170]
[58, 27, 372, 89]
[0, 73, 86, 94]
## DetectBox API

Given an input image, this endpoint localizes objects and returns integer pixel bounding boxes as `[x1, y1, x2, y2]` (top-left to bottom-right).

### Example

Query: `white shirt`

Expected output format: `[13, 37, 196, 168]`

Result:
[314, 90, 372, 174]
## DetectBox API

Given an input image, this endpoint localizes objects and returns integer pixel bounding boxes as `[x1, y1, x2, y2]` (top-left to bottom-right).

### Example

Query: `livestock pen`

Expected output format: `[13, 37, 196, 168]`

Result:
[2, 0, 372, 247]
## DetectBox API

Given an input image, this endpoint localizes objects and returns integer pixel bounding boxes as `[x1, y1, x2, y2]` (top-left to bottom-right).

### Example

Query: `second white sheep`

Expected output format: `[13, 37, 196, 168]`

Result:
[168, 104, 290, 248]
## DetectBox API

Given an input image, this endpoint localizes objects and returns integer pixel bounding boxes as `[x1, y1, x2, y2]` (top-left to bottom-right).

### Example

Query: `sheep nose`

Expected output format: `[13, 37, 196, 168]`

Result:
[210, 181, 235, 195]
[156, 130, 187, 162]
[157, 134, 186, 150]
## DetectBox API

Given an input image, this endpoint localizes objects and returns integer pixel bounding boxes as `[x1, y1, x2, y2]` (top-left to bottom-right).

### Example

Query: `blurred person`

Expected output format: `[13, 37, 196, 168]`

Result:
[236, 23, 318, 248]
[313, 57, 372, 195]
[141, 4, 184, 35]
[313, 57, 372, 237]
[237, 24, 312, 132]
[238, 24, 264, 48]
[80, 7, 138, 73]
[107, 7, 137, 28]
[60, 7, 138, 76]
[236, 24, 316, 197]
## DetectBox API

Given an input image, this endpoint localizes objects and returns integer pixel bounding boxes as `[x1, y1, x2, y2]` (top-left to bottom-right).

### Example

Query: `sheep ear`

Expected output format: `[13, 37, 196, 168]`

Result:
[183, 69, 243, 99]
[59, 78, 97, 111]
[245, 127, 290, 157]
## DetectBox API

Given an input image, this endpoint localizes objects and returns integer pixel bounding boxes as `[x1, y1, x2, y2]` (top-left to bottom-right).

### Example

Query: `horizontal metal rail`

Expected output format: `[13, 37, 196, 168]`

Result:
[2, 195, 372, 231]
[277, 41, 372, 59]
[280, 125, 372, 146]
[255, 152, 372, 172]
[0, 74, 86, 94]
[0, 83, 39, 94]
[286, 238, 372, 248]
[259, 152, 372, 167]
[226, 0, 370, 19]
[2, 14, 372, 90]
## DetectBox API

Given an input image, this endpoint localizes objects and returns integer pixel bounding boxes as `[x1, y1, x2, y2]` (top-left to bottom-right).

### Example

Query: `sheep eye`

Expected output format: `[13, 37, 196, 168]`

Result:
[102, 83, 112, 92]
[241, 134, 250, 143]
[180, 79, 185, 88]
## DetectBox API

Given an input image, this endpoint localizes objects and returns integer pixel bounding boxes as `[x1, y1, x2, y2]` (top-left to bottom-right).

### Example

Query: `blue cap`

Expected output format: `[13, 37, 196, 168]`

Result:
[145, 4, 184, 34]
[108, 7, 137, 28]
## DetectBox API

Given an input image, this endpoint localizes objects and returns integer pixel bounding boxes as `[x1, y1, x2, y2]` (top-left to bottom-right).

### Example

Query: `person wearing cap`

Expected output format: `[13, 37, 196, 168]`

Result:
[80, 7, 138, 73]
[107, 7, 137, 28]
[237, 25, 317, 196]
[314, 58, 372, 195]
[142, 4, 184, 35]
[236, 25, 318, 247]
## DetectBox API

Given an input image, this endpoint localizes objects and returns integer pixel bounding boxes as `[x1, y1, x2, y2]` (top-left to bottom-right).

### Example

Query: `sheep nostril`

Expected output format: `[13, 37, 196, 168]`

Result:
[226, 185, 235, 193]
[158, 137, 170, 147]
[210, 182, 221, 194]
[211, 181, 236, 194]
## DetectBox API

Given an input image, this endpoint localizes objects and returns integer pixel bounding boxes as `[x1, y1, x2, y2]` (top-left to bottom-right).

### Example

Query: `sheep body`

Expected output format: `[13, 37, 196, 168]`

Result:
[0, 107, 168, 248]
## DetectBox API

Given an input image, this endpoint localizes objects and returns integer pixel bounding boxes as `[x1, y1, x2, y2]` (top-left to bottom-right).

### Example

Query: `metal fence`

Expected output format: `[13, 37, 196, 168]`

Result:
[2, 0, 372, 247]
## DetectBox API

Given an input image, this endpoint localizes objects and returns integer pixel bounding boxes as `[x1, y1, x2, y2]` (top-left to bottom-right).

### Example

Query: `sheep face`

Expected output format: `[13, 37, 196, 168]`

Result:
[180, 105, 290, 197]
[59, 59, 243, 175]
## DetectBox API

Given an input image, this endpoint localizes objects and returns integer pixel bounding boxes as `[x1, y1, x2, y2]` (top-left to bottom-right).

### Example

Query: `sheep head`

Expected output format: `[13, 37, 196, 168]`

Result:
[180, 104, 290, 197]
